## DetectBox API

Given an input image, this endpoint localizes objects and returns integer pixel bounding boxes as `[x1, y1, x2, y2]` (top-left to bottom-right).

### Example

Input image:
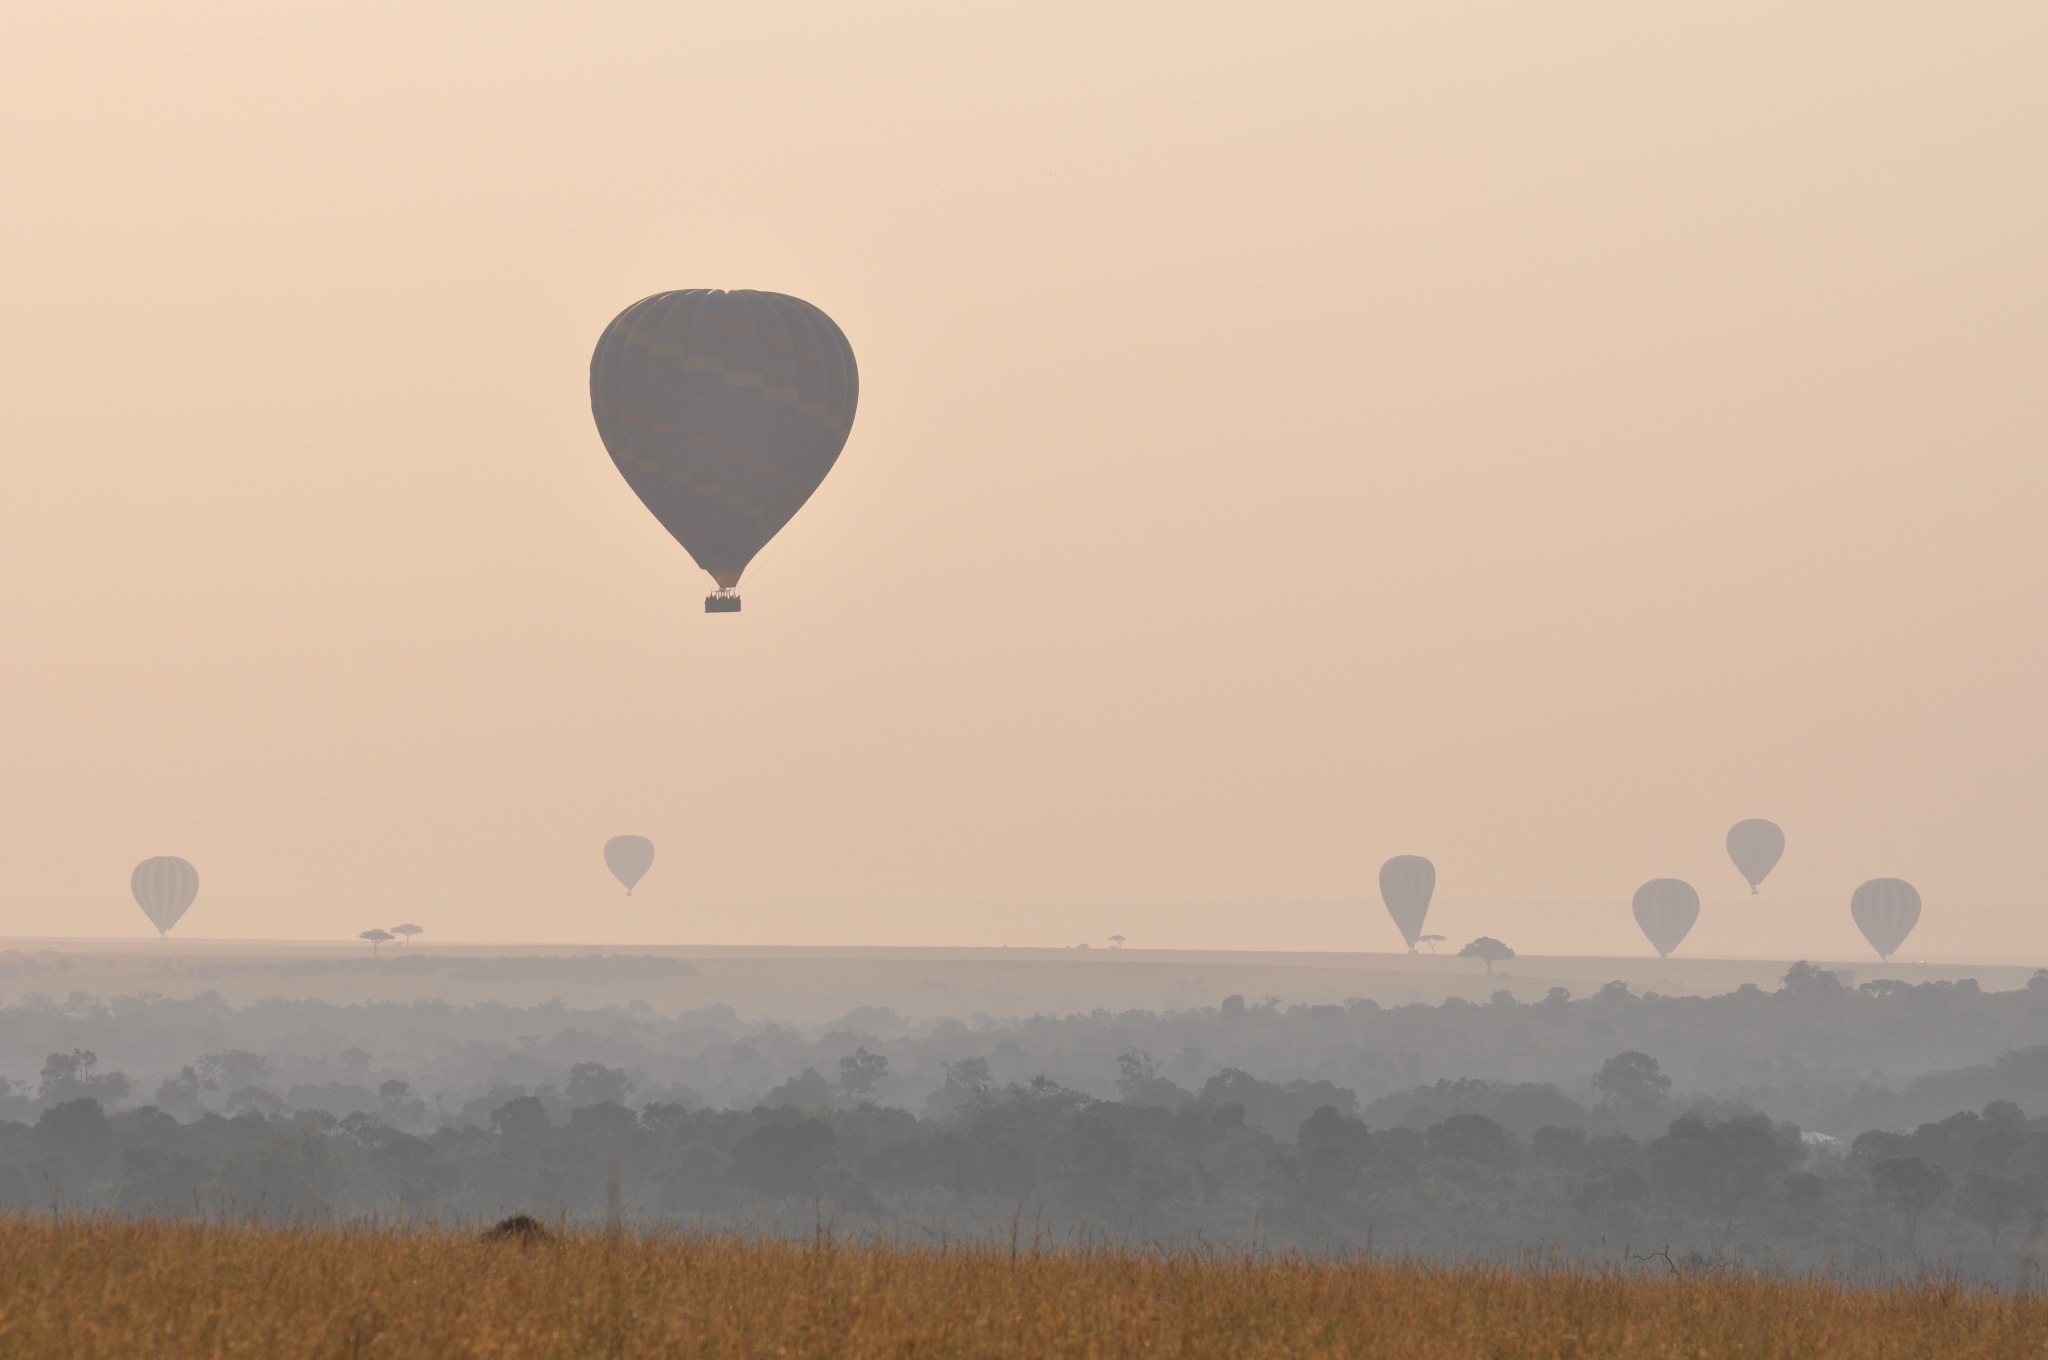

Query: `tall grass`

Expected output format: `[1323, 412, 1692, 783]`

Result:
[0, 1214, 2042, 1358]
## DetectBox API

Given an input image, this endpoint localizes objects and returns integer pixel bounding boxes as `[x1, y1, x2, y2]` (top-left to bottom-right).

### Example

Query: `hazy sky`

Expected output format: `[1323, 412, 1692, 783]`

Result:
[2, 3, 2042, 957]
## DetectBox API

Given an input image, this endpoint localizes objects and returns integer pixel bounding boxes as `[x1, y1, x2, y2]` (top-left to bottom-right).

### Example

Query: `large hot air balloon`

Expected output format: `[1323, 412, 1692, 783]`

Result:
[1379, 856, 1436, 953]
[1632, 878, 1700, 958]
[1726, 819, 1785, 894]
[1852, 878, 1921, 960]
[131, 856, 198, 937]
[604, 836, 655, 895]
[589, 290, 858, 613]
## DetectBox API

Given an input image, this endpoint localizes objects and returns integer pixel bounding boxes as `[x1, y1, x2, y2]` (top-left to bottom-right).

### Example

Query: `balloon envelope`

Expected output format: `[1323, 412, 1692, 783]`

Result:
[1379, 856, 1436, 951]
[1632, 878, 1700, 958]
[1851, 878, 1921, 960]
[604, 836, 655, 894]
[589, 290, 858, 590]
[131, 856, 198, 936]
[1726, 819, 1785, 894]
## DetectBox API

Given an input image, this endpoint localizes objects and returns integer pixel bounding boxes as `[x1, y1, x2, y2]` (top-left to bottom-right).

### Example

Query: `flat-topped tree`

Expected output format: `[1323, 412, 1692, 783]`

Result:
[1418, 934, 1447, 955]
[360, 929, 394, 956]
[391, 924, 422, 946]
[1459, 936, 1515, 975]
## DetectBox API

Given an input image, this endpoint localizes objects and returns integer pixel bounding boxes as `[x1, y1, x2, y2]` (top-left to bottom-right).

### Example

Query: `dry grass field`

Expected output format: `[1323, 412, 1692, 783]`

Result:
[1, 1216, 2044, 1359]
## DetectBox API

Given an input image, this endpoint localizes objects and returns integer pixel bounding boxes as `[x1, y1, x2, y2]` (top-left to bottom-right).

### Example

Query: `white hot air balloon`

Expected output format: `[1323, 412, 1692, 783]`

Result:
[1726, 820, 1785, 894]
[604, 836, 655, 895]
[1632, 878, 1700, 958]
[1379, 856, 1436, 953]
[131, 856, 199, 937]
[1851, 878, 1921, 961]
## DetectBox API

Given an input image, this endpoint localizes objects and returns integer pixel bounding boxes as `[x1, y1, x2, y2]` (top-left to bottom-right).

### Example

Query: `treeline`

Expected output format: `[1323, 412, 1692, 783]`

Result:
[5, 962, 2047, 1275]
[7, 963, 2048, 1137]
[8, 1045, 2048, 1282]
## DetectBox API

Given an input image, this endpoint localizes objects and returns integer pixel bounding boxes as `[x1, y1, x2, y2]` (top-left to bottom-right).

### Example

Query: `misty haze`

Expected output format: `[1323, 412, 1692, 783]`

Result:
[3, 1, 2045, 1354]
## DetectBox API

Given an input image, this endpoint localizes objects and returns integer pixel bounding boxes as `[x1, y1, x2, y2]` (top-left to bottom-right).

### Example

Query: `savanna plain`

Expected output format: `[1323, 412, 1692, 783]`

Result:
[16, 947, 2048, 1357]
[4, 1215, 2046, 1360]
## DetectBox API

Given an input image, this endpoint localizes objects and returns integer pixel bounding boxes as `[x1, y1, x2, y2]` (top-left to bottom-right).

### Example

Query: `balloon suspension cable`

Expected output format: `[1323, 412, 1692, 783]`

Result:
[705, 588, 742, 614]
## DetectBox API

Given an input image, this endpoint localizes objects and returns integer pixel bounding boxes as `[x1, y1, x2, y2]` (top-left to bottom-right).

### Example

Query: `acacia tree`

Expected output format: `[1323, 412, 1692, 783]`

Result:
[1951, 1164, 2047, 1251]
[1872, 1155, 1951, 1249]
[360, 928, 394, 956]
[565, 1061, 632, 1108]
[1594, 1051, 1673, 1117]
[390, 924, 423, 946]
[839, 1047, 888, 1096]
[1459, 937, 1515, 975]
[943, 1057, 992, 1092]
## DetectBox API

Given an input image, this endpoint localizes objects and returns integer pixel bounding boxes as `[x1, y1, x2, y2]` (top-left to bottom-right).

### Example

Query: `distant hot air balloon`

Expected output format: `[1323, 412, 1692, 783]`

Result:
[131, 856, 198, 937]
[1379, 856, 1436, 953]
[1851, 878, 1921, 961]
[1726, 820, 1785, 894]
[604, 836, 655, 895]
[1632, 879, 1700, 958]
[589, 290, 858, 613]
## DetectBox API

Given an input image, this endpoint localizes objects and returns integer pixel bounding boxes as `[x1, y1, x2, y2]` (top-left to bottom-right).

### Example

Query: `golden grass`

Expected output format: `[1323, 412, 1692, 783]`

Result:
[1, 1216, 2044, 1359]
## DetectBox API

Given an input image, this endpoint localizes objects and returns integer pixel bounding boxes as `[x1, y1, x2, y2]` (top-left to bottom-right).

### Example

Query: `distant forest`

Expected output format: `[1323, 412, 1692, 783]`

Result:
[7, 961, 2048, 1280]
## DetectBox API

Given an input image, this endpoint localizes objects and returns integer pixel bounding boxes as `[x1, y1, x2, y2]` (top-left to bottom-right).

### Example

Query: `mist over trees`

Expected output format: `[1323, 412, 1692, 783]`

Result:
[5, 960, 2048, 1279]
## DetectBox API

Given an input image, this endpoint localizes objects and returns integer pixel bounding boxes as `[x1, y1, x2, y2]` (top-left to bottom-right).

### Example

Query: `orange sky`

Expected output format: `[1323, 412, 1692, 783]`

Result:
[1, 2, 2042, 958]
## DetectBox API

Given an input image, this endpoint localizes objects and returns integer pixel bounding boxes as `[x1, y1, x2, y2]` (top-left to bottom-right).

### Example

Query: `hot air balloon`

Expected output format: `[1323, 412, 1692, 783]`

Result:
[1632, 878, 1700, 958]
[589, 290, 858, 613]
[1726, 819, 1785, 894]
[1852, 878, 1921, 960]
[131, 856, 198, 937]
[1379, 856, 1436, 953]
[604, 836, 655, 895]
